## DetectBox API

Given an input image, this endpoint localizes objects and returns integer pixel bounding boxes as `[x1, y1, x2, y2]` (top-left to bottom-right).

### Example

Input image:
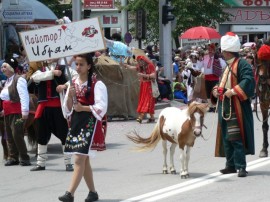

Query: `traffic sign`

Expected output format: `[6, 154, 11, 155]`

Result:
[1, 7, 34, 22]
[124, 32, 132, 44]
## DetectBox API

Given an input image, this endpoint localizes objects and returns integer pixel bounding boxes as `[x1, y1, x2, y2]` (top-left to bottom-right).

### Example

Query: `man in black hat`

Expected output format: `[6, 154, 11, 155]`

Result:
[0, 56, 31, 166]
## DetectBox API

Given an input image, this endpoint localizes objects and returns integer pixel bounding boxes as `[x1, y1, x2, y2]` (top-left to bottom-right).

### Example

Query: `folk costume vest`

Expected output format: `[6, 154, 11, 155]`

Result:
[37, 65, 67, 102]
[35, 65, 67, 119]
[3, 75, 21, 115]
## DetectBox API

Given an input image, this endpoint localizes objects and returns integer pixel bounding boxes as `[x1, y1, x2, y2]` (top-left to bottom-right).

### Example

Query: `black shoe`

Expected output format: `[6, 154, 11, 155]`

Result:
[66, 164, 74, 172]
[30, 165, 45, 171]
[220, 167, 237, 174]
[59, 191, 74, 202]
[85, 191, 99, 202]
[20, 161, 32, 166]
[5, 159, 19, 166]
[238, 168, 248, 177]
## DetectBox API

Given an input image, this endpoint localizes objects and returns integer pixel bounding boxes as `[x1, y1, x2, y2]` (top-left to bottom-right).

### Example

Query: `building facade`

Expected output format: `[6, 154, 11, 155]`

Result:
[220, 0, 270, 43]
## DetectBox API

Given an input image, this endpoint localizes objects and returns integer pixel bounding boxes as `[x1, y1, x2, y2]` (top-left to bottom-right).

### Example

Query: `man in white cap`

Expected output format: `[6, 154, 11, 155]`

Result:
[211, 32, 255, 177]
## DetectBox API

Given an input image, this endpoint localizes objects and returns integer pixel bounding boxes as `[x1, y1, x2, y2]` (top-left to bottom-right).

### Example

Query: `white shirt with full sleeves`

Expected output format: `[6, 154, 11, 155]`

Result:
[0, 75, 29, 116]
[63, 78, 108, 120]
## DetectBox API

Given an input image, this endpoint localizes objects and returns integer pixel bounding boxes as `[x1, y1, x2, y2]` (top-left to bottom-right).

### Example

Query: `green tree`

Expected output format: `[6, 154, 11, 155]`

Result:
[123, 0, 231, 47]
[37, 0, 72, 19]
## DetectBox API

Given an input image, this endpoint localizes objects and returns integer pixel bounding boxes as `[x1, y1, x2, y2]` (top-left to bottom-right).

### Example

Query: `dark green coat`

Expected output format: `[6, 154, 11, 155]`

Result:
[212, 58, 255, 157]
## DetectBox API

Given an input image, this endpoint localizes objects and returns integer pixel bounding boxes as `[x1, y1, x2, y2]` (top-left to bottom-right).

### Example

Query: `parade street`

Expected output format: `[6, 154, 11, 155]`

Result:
[1, 101, 270, 202]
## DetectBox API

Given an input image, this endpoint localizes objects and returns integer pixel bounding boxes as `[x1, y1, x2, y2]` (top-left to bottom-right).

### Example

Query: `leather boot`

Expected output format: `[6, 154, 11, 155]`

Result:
[238, 168, 248, 177]
[220, 167, 237, 174]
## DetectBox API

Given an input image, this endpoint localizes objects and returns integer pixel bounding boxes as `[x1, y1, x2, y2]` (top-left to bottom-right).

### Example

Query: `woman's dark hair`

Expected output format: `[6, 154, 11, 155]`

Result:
[111, 33, 122, 41]
[76, 52, 95, 99]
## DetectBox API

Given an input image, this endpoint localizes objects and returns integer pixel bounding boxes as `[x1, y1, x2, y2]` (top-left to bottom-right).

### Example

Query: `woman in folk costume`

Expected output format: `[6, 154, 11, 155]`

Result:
[30, 58, 73, 172]
[0, 56, 31, 166]
[59, 53, 107, 202]
[211, 32, 255, 177]
[124, 55, 156, 123]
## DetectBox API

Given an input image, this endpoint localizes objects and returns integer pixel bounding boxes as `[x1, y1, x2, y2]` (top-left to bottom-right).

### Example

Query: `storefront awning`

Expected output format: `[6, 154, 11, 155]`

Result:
[1, 0, 57, 24]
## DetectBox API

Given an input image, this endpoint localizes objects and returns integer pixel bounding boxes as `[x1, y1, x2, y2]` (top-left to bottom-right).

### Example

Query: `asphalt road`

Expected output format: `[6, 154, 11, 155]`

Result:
[0, 101, 270, 202]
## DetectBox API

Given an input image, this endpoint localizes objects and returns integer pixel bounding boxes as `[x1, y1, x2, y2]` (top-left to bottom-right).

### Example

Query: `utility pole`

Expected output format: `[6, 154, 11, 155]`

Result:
[72, 0, 81, 21]
[159, 0, 174, 83]
[121, 0, 128, 39]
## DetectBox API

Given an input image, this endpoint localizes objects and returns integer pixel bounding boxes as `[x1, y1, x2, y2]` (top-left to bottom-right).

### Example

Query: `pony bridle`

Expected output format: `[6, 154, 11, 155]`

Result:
[192, 112, 204, 137]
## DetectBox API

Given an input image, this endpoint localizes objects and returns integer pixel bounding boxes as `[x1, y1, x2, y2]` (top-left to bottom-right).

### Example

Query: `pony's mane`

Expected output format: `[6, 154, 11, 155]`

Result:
[187, 101, 208, 115]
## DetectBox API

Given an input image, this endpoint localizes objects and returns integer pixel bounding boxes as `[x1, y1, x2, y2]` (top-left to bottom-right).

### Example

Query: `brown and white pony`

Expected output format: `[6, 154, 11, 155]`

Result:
[127, 101, 208, 178]
[254, 38, 270, 157]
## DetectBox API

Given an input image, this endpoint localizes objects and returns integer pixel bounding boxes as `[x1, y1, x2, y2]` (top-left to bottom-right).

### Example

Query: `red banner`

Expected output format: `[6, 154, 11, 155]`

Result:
[84, 0, 114, 9]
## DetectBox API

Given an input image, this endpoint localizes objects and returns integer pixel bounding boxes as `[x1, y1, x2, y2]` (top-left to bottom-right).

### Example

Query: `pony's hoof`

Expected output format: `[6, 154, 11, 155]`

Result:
[259, 149, 268, 158]
[162, 170, 168, 174]
[171, 170, 176, 174]
[180, 174, 189, 179]
[181, 175, 187, 179]
[136, 118, 142, 124]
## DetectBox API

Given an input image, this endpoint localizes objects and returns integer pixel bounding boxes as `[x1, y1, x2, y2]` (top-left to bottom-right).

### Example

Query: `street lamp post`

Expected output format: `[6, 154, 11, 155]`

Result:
[72, 0, 81, 21]
[121, 0, 128, 39]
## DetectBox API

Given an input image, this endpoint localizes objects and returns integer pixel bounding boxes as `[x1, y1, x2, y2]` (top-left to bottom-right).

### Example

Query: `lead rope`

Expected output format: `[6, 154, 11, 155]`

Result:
[201, 95, 232, 141]
[202, 61, 235, 141]
[201, 101, 219, 141]
[221, 96, 232, 120]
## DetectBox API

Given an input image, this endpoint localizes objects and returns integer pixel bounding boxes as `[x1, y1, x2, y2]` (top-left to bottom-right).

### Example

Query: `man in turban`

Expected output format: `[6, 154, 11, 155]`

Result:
[211, 32, 255, 177]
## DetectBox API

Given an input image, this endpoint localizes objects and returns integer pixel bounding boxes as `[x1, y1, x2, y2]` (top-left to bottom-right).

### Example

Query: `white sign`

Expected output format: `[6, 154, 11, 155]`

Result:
[2, 7, 34, 22]
[231, 25, 270, 32]
[181, 39, 220, 47]
[19, 17, 106, 62]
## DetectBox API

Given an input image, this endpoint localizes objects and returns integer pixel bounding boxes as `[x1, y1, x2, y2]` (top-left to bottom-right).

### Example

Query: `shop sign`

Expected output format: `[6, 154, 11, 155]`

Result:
[84, 0, 114, 9]
[224, 0, 270, 7]
[223, 7, 270, 24]
[231, 25, 270, 32]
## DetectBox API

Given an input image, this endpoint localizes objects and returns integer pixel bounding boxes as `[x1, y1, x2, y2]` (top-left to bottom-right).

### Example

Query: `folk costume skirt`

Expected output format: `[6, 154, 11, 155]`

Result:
[64, 111, 105, 156]
[137, 81, 155, 114]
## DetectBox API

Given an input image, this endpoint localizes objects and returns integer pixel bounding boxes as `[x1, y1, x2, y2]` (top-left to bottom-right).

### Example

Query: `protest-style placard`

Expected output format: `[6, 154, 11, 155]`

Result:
[19, 17, 106, 62]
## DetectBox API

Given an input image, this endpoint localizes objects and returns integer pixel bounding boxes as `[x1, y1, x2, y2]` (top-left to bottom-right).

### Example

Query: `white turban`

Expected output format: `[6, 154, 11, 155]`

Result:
[221, 32, 241, 52]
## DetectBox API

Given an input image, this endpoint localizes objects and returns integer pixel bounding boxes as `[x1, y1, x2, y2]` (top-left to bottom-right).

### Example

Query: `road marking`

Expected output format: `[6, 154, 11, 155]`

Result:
[120, 157, 270, 202]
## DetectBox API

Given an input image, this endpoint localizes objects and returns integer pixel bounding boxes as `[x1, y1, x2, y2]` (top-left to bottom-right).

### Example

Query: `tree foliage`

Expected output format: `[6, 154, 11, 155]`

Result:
[123, 0, 231, 45]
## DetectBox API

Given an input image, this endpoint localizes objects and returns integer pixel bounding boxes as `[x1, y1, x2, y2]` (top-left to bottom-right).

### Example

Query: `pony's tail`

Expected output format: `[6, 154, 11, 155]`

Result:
[127, 123, 161, 152]
[24, 115, 38, 147]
